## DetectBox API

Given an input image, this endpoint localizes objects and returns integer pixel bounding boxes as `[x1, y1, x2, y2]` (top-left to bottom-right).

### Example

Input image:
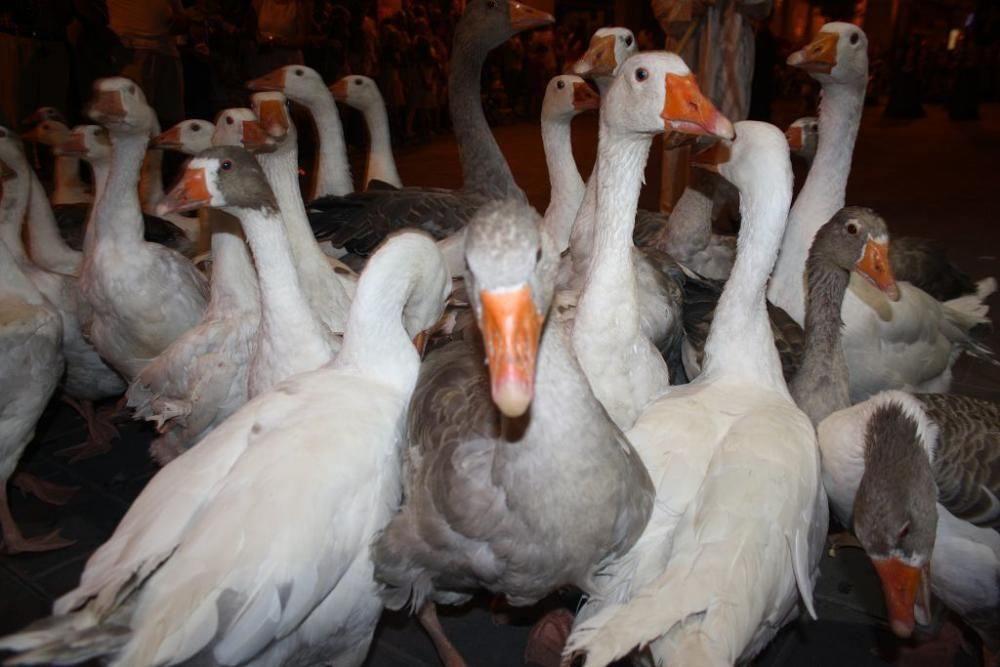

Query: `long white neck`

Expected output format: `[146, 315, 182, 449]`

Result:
[768, 81, 864, 324]
[82, 157, 111, 252]
[702, 161, 793, 391]
[91, 131, 148, 249]
[206, 210, 259, 315]
[234, 205, 331, 394]
[567, 175, 598, 286]
[0, 166, 32, 266]
[305, 93, 353, 198]
[541, 113, 585, 253]
[25, 164, 82, 274]
[360, 100, 402, 188]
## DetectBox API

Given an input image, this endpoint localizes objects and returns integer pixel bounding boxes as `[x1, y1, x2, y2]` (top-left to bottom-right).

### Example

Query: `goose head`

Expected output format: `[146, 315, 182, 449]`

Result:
[691, 120, 790, 197]
[250, 92, 294, 145]
[211, 108, 275, 152]
[785, 116, 819, 161]
[542, 75, 600, 122]
[20, 116, 71, 147]
[605, 52, 734, 140]
[54, 125, 112, 164]
[573, 27, 638, 81]
[787, 22, 868, 85]
[329, 75, 383, 113]
[454, 0, 554, 58]
[152, 119, 213, 154]
[157, 146, 277, 217]
[247, 65, 330, 107]
[464, 200, 558, 418]
[390, 233, 454, 351]
[87, 77, 157, 136]
[810, 207, 899, 300]
[853, 398, 938, 639]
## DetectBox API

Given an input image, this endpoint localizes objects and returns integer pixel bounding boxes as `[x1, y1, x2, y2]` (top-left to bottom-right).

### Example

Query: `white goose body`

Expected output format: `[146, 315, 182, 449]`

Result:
[567, 122, 826, 666]
[331, 75, 403, 189]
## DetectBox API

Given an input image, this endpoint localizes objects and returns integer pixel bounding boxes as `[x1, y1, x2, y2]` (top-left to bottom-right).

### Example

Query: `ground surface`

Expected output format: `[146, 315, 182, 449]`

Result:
[1, 102, 997, 666]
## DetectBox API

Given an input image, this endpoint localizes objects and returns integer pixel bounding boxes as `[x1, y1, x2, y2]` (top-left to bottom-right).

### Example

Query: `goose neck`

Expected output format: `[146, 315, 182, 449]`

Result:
[206, 210, 259, 313]
[541, 114, 584, 251]
[93, 131, 148, 247]
[307, 92, 353, 198]
[54, 155, 84, 191]
[362, 102, 401, 188]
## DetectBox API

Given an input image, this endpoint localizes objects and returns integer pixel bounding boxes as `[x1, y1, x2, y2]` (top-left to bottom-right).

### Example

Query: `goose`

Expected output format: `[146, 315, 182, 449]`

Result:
[775, 207, 999, 657]
[53, 126, 196, 258]
[372, 199, 654, 667]
[786, 115, 819, 164]
[0, 128, 128, 462]
[249, 91, 355, 354]
[571, 27, 638, 95]
[330, 74, 403, 189]
[569, 52, 733, 429]
[127, 114, 267, 464]
[0, 158, 69, 553]
[0, 148, 452, 667]
[80, 77, 209, 381]
[565, 121, 827, 666]
[306, 0, 552, 258]
[768, 23, 994, 401]
[134, 114, 203, 246]
[21, 108, 92, 205]
[248, 64, 354, 200]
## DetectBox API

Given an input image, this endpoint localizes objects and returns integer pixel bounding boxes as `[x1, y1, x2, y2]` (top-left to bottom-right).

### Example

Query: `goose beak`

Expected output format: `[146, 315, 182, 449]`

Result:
[0, 160, 15, 182]
[855, 238, 900, 301]
[412, 331, 429, 358]
[573, 35, 616, 77]
[152, 125, 186, 151]
[241, 119, 275, 152]
[788, 31, 839, 74]
[509, 1, 554, 32]
[255, 99, 290, 140]
[572, 81, 601, 111]
[158, 167, 213, 216]
[870, 556, 925, 638]
[662, 73, 735, 140]
[479, 286, 543, 418]
[786, 125, 804, 152]
[88, 90, 127, 123]
[329, 79, 350, 102]
[56, 133, 88, 157]
[690, 139, 732, 172]
[20, 126, 42, 143]
[247, 69, 286, 92]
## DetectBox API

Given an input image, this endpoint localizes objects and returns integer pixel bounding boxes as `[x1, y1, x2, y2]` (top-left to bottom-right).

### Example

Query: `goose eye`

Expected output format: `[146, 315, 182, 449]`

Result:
[535, 247, 542, 263]
[556, 80, 565, 90]
[190, 123, 201, 131]
[295, 68, 304, 76]
[850, 33, 860, 45]
[634, 67, 648, 82]
[846, 222, 859, 235]
[355, 78, 363, 85]
[221, 159, 233, 171]
[897, 521, 910, 539]
[624, 35, 633, 47]
[128, 85, 136, 95]
[225, 116, 234, 125]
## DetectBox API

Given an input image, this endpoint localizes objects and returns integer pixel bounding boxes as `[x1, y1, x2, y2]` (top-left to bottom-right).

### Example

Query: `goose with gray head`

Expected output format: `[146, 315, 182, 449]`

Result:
[127, 112, 267, 464]
[0, 154, 452, 665]
[786, 116, 819, 164]
[566, 121, 826, 666]
[79, 77, 209, 382]
[305, 0, 552, 259]
[373, 199, 654, 667]
[0, 158, 70, 554]
[330, 74, 403, 189]
[769, 23, 994, 401]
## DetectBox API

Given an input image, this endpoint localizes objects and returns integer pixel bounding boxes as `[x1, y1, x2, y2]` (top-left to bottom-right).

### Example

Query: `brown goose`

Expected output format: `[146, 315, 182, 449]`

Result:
[372, 200, 654, 666]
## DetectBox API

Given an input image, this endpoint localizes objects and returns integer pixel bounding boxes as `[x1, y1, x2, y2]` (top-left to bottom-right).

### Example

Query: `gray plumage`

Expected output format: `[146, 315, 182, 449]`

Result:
[889, 236, 978, 302]
[372, 201, 653, 612]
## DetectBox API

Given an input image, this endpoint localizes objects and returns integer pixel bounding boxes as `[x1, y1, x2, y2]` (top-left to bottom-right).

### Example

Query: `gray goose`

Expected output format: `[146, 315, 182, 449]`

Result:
[372, 200, 654, 666]
[306, 0, 553, 257]
[785, 207, 998, 657]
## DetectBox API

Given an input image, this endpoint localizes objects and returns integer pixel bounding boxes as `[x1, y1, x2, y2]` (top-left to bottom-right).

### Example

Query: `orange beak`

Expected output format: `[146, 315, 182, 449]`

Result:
[508, 1, 554, 32]
[786, 125, 804, 152]
[663, 73, 735, 140]
[329, 79, 350, 102]
[788, 31, 839, 74]
[856, 238, 900, 301]
[247, 68, 287, 92]
[152, 124, 186, 151]
[573, 34, 616, 77]
[871, 557, 929, 639]
[690, 139, 732, 172]
[241, 119, 274, 152]
[479, 286, 543, 418]
[158, 167, 213, 216]
[56, 133, 89, 157]
[572, 81, 600, 111]
[412, 331, 429, 358]
[88, 90, 127, 123]
[20, 126, 42, 143]
[255, 99, 290, 140]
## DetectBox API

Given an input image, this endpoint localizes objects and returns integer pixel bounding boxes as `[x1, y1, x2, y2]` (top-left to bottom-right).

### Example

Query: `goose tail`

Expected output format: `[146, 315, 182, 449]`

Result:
[0, 612, 129, 666]
[943, 277, 998, 364]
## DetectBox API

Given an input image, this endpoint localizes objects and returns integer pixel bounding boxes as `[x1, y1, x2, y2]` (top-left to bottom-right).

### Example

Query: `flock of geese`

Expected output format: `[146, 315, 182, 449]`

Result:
[0, 1, 997, 665]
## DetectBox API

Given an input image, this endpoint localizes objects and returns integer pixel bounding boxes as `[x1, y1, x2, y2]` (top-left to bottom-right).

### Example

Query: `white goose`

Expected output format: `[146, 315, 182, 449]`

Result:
[248, 64, 354, 199]
[21, 109, 92, 205]
[572, 27, 638, 95]
[768, 23, 994, 401]
[80, 77, 209, 381]
[0, 147, 451, 667]
[566, 122, 827, 666]
[330, 74, 403, 189]
[127, 112, 266, 464]
[0, 158, 69, 554]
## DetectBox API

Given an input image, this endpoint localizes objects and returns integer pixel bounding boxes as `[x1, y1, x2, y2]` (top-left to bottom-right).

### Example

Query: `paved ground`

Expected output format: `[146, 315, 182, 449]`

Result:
[1, 102, 997, 666]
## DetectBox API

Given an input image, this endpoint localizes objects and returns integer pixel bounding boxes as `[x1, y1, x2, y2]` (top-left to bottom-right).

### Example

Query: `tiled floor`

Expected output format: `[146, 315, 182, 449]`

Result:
[1, 102, 997, 666]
